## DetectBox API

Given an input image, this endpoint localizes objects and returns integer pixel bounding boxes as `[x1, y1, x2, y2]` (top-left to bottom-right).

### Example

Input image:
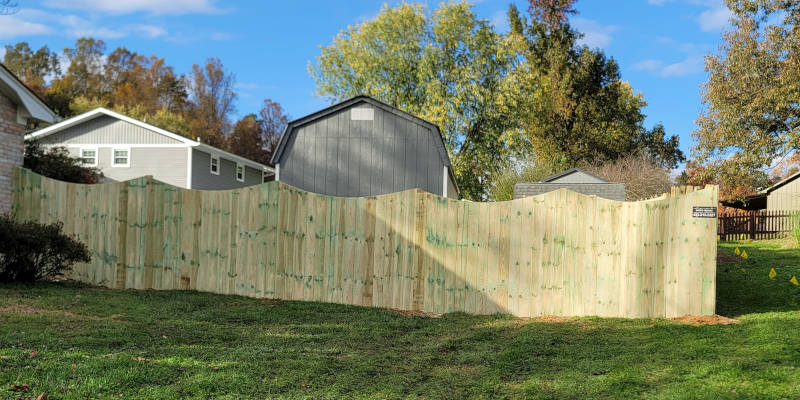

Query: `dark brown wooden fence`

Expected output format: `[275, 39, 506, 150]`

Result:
[718, 210, 795, 241]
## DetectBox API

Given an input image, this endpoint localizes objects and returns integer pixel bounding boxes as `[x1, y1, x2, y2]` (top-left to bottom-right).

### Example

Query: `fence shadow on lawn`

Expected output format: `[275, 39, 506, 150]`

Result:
[3, 280, 797, 399]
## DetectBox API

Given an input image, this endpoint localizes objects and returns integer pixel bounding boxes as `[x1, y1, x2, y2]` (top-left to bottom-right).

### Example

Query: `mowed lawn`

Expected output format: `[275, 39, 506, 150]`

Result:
[2, 241, 800, 399]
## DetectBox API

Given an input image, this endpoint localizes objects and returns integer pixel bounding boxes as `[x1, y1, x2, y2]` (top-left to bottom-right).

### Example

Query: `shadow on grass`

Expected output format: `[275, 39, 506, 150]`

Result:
[716, 241, 800, 317]
[3, 281, 800, 399]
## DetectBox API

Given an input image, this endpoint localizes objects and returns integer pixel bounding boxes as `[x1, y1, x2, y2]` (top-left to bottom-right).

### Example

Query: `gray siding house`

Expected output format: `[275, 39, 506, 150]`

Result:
[25, 108, 273, 190]
[271, 96, 458, 198]
[514, 168, 626, 201]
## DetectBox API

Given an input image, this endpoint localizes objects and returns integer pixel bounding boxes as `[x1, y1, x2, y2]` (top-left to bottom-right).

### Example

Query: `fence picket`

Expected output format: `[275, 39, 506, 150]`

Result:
[12, 168, 719, 318]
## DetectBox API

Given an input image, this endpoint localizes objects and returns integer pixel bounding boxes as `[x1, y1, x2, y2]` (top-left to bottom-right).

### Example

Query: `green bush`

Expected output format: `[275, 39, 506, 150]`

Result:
[23, 140, 102, 184]
[0, 215, 91, 282]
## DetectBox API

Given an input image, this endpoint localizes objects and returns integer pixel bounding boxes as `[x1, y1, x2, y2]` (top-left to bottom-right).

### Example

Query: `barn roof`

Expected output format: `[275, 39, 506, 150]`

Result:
[270, 95, 453, 169]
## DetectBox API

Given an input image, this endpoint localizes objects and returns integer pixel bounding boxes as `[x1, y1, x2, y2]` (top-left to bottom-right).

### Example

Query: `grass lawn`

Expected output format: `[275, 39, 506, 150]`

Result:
[2, 241, 800, 399]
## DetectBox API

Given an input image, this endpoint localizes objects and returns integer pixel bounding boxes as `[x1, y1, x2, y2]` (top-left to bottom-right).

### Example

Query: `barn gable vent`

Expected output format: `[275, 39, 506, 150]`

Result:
[350, 107, 374, 121]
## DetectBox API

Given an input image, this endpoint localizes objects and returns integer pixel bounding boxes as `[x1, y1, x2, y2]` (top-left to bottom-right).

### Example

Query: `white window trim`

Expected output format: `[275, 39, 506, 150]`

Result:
[235, 163, 245, 182]
[262, 169, 269, 183]
[111, 147, 131, 168]
[210, 155, 220, 175]
[80, 147, 98, 167]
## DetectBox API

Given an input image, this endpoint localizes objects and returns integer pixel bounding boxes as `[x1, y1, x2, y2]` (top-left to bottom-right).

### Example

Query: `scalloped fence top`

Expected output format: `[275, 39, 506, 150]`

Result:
[12, 168, 719, 318]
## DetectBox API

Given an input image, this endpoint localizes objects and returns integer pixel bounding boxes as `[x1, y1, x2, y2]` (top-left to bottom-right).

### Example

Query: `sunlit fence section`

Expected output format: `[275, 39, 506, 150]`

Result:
[12, 168, 718, 318]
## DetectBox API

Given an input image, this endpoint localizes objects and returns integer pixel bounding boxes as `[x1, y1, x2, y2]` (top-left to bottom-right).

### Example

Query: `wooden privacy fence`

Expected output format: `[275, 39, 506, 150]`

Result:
[718, 210, 793, 241]
[12, 168, 718, 318]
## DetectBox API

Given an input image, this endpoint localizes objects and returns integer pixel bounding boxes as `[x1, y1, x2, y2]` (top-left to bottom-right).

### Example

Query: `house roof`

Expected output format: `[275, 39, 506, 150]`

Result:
[760, 169, 800, 195]
[539, 168, 609, 183]
[270, 95, 453, 168]
[0, 63, 59, 124]
[25, 107, 273, 173]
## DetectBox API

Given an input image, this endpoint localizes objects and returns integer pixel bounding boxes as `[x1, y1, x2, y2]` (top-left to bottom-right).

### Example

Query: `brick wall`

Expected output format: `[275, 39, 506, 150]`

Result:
[0, 92, 25, 215]
[513, 182, 627, 201]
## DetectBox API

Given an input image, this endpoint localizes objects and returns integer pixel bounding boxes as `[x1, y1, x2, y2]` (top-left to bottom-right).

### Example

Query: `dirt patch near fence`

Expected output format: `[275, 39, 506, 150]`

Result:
[671, 314, 739, 326]
[388, 308, 441, 318]
[535, 315, 572, 323]
[717, 252, 743, 264]
[0, 304, 121, 321]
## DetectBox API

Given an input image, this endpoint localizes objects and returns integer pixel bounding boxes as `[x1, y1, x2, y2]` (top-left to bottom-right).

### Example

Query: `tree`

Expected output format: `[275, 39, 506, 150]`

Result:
[104, 47, 188, 114]
[59, 37, 107, 100]
[23, 141, 102, 184]
[691, 0, 799, 196]
[188, 58, 237, 147]
[310, 2, 516, 200]
[227, 99, 290, 165]
[506, 1, 684, 169]
[0, 0, 17, 15]
[2, 42, 60, 98]
[310, 1, 683, 199]
[259, 98, 289, 162]
[227, 115, 267, 165]
[583, 153, 673, 201]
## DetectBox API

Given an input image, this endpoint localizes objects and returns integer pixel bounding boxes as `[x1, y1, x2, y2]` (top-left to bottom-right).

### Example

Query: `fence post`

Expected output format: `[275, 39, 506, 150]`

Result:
[749, 211, 755, 240]
[115, 181, 128, 289]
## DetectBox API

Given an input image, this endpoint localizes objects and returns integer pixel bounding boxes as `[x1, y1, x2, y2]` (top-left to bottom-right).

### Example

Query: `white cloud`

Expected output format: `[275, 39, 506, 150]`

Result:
[491, 9, 510, 33]
[0, 15, 51, 38]
[209, 32, 233, 41]
[572, 18, 620, 49]
[660, 56, 704, 76]
[1, 10, 171, 40]
[697, 5, 732, 31]
[132, 25, 167, 38]
[43, 0, 221, 15]
[633, 56, 704, 77]
[647, 0, 673, 5]
[634, 59, 663, 71]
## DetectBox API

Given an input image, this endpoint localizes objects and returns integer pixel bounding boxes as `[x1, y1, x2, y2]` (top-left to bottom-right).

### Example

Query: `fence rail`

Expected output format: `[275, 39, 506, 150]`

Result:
[12, 168, 718, 318]
[718, 210, 793, 241]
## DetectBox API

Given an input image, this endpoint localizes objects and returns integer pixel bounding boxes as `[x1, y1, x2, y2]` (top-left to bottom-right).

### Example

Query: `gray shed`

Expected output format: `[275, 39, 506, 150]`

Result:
[513, 168, 625, 201]
[721, 170, 800, 211]
[271, 95, 458, 198]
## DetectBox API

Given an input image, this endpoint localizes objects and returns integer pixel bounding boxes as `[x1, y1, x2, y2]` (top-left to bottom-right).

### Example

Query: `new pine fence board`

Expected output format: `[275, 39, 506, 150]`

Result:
[11, 168, 718, 318]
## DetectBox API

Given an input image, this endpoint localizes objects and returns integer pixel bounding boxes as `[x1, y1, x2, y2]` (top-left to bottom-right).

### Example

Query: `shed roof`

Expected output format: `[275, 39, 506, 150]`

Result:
[539, 168, 609, 183]
[761, 170, 800, 195]
[270, 95, 453, 168]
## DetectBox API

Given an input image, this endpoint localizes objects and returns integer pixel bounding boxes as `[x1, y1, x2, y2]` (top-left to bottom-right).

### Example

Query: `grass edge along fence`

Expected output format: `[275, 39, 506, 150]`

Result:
[12, 168, 718, 318]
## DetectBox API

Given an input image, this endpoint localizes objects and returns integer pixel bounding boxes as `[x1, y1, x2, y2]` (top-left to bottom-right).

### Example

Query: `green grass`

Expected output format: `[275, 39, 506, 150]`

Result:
[2, 241, 800, 399]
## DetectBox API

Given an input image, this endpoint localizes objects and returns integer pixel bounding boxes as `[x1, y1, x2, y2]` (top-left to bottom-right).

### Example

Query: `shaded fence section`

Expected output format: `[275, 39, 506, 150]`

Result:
[12, 168, 718, 318]
[718, 210, 793, 241]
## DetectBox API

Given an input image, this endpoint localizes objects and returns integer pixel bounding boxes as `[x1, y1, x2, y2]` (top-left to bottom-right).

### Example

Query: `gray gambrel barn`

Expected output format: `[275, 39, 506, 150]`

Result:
[271, 96, 458, 198]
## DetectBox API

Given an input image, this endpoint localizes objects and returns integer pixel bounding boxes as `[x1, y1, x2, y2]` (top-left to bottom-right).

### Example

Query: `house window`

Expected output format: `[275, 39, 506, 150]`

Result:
[236, 164, 244, 182]
[210, 156, 219, 175]
[80, 148, 97, 166]
[111, 148, 130, 167]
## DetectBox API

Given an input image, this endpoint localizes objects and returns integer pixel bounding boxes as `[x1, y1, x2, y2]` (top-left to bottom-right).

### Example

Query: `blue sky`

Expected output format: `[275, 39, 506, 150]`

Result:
[0, 0, 732, 163]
